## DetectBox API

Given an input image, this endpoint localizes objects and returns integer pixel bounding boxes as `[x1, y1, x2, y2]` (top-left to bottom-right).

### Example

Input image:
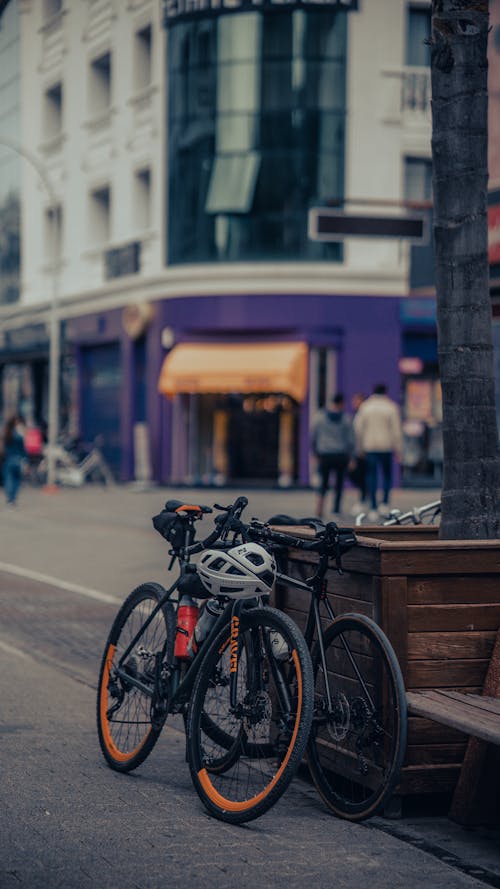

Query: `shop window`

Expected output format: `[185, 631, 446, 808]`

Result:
[134, 24, 152, 92]
[45, 204, 63, 263]
[134, 167, 152, 231]
[88, 185, 111, 244]
[89, 51, 112, 116]
[43, 82, 63, 141]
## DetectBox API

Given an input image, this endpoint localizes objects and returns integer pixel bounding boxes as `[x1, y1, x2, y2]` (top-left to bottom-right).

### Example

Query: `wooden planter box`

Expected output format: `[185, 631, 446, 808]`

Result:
[273, 525, 500, 800]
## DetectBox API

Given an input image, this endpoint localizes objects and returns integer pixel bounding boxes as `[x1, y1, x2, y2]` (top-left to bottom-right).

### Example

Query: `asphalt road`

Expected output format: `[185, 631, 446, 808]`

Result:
[1, 482, 500, 888]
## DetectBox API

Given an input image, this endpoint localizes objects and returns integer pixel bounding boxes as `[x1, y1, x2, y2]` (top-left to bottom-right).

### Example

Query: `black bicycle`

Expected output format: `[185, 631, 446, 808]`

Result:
[96, 496, 314, 824]
[221, 511, 408, 821]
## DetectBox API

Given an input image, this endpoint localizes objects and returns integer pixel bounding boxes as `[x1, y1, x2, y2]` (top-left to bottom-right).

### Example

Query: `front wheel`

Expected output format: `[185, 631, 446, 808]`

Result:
[307, 613, 407, 821]
[97, 582, 176, 772]
[187, 605, 313, 824]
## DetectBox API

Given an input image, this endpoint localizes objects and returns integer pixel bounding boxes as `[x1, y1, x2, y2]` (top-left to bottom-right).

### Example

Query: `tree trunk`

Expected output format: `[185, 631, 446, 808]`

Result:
[431, 0, 500, 539]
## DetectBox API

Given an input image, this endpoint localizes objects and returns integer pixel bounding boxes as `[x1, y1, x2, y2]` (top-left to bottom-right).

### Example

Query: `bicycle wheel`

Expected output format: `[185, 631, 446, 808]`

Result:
[307, 613, 407, 821]
[97, 582, 176, 772]
[187, 605, 313, 824]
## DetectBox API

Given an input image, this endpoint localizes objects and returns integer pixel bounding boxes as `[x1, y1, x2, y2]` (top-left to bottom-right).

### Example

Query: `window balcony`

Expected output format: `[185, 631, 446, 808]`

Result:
[381, 66, 431, 130]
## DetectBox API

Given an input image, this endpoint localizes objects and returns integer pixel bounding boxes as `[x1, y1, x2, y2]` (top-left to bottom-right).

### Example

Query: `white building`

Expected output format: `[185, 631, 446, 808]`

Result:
[1, 0, 442, 486]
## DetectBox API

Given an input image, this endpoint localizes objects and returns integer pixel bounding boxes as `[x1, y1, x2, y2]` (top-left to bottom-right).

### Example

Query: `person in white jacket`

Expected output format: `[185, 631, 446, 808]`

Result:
[353, 383, 403, 520]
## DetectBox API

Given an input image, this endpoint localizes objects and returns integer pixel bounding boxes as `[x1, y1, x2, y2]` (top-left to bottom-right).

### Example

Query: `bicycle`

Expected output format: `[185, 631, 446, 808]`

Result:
[96, 496, 314, 824]
[220, 510, 408, 821]
[355, 499, 441, 527]
[36, 436, 115, 487]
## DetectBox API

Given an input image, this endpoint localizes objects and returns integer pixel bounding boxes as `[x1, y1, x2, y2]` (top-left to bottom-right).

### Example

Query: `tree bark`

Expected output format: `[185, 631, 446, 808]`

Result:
[431, 0, 500, 538]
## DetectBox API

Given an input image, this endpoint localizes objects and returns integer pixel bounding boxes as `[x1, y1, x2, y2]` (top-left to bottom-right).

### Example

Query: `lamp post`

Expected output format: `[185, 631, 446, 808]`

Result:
[0, 138, 60, 489]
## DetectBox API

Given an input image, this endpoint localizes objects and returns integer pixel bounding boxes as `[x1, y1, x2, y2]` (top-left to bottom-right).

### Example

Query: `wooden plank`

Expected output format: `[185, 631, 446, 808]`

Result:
[406, 742, 467, 766]
[408, 575, 500, 605]
[408, 604, 500, 633]
[400, 763, 460, 795]
[449, 627, 500, 826]
[408, 715, 468, 745]
[442, 691, 500, 717]
[379, 576, 408, 682]
[408, 631, 496, 660]
[406, 690, 500, 745]
[406, 661, 488, 689]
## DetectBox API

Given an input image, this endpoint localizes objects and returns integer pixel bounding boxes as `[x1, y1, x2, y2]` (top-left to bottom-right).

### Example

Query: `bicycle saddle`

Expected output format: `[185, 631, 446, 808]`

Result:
[164, 499, 212, 514]
[267, 514, 326, 534]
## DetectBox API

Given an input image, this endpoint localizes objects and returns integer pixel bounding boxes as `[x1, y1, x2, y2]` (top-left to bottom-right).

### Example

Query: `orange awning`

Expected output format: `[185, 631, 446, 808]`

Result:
[158, 342, 308, 403]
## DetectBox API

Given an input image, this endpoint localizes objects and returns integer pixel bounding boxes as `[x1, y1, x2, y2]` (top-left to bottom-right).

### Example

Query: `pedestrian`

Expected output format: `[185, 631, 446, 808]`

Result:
[311, 393, 355, 519]
[348, 392, 368, 515]
[353, 383, 403, 521]
[2, 414, 26, 506]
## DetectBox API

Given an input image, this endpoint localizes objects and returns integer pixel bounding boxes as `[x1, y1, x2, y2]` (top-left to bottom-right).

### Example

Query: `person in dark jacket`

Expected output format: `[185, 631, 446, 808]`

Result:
[311, 393, 355, 519]
[2, 415, 26, 506]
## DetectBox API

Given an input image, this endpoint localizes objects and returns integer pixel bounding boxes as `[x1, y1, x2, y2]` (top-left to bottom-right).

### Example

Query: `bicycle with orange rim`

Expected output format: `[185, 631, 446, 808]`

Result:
[96, 496, 313, 824]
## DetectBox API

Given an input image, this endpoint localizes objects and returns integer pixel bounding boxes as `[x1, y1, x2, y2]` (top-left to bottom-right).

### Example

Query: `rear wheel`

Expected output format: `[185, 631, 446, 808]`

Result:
[187, 605, 313, 824]
[97, 583, 175, 772]
[307, 613, 407, 821]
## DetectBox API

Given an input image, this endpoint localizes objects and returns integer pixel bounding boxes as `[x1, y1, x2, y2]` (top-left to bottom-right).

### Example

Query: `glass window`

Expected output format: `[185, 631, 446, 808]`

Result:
[406, 4, 431, 67]
[167, 9, 346, 264]
[88, 185, 111, 244]
[89, 51, 112, 116]
[134, 168, 152, 231]
[134, 25, 152, 92]
[45, 205, 63, 262]
[43, 82, 63, 140]
[206, 153, 260, 214]
[404, 156, 432, 201]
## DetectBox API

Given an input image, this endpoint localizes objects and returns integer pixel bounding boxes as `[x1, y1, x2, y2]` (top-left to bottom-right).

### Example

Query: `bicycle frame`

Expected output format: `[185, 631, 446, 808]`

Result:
[274, 552, 376, 715]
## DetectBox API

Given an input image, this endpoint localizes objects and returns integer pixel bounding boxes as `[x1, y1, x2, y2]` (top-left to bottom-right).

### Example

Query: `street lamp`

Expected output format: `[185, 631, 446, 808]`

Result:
[0, 138, 60, 489]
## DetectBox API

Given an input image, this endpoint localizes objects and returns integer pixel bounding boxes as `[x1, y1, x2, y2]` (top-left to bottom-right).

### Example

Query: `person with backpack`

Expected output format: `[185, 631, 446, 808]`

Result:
[311, 393, 355, 519]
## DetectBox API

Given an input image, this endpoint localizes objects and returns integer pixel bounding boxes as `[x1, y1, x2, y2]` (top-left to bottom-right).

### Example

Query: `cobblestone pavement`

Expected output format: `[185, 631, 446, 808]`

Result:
[1, 481, 500, 888]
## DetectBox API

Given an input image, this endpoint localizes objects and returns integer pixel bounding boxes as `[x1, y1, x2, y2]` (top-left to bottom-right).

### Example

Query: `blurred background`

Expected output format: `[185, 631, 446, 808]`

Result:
[0, 0, 499, 491]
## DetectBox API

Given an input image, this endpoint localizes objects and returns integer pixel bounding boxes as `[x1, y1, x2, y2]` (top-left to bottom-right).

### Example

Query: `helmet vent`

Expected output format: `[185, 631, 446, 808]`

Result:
[220, 585, 245, 594]
[246, 552, 264, 566]
[227, 565, 245, 576]
[209, 557, 227, 571]
[260, 571, 275, 588]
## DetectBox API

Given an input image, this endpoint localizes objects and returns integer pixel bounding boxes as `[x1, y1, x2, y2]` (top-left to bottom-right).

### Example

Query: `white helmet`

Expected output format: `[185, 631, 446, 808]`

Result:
[197, 543, 276, 599]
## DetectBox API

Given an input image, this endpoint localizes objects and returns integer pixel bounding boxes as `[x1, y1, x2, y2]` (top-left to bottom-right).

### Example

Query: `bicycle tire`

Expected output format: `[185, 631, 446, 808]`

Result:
[97, 582, 176, 772]
[187, 605, 313, 824]
[307, 613, 407, 821]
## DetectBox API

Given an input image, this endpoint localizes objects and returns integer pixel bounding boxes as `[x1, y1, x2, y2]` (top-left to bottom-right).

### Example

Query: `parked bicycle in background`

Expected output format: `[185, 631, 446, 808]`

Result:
[355, 500, 441, 527]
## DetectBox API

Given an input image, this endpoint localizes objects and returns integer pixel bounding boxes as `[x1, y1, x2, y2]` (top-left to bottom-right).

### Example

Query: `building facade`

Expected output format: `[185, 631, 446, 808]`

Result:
[0, 0, 467, 487]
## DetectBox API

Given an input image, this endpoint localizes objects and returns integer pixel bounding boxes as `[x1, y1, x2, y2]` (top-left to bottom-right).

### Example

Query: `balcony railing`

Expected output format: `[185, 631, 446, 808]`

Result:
[382, 66, 431, 126]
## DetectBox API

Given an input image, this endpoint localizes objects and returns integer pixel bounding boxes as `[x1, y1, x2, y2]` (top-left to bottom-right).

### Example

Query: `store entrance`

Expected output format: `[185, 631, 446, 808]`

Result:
[228, 398, 280, 481]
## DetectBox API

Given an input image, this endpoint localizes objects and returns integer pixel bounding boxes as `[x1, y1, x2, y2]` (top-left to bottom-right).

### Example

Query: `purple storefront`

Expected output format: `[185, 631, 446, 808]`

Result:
[154, 291, 402, 487]
[65, 291, 403, 487]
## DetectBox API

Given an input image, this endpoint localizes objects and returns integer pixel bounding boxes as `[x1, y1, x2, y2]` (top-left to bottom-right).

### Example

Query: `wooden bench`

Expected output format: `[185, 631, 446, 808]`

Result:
[406, 627, 500, 825]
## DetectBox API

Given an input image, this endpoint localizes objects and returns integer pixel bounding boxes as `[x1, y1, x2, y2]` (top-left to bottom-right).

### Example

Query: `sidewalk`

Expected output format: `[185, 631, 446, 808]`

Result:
[1, 481, 500, 885]
[0, 482, 442, 597]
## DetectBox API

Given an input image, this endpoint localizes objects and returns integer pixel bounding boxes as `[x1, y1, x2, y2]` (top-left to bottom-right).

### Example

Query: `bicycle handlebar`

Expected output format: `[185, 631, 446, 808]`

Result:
[185, 496, 249, 554]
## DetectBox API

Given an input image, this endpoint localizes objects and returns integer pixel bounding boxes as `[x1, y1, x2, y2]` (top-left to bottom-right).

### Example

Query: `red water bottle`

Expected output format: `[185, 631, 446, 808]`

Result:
[174, 594, 199, 659]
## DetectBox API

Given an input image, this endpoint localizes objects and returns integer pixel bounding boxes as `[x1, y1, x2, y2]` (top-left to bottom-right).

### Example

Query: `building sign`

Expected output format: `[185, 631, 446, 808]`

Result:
[104, 241, 141, 280]
[308, 208, 427, 243]
[0, 323, 49, 358]
[488, 204, 500, 264]
[162, 0, 357, 25]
